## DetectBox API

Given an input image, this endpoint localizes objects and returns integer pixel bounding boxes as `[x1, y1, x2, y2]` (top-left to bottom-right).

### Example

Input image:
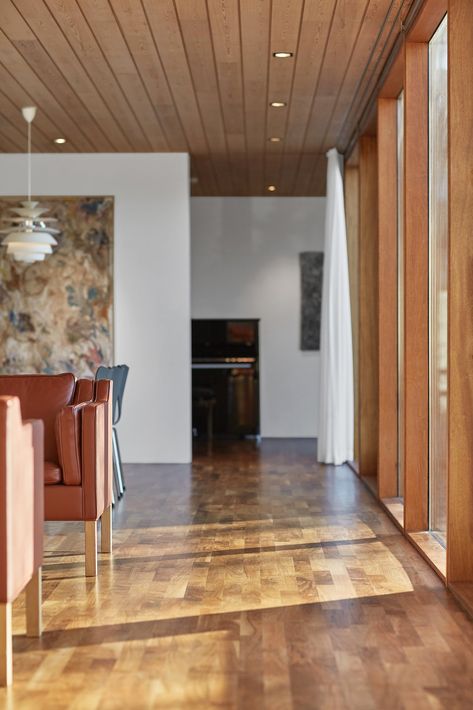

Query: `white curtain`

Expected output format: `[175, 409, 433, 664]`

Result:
[317, 148, 354, 465]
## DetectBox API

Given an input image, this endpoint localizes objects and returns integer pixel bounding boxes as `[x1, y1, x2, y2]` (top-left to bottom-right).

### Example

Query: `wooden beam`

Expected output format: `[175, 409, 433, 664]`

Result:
[345, 164, 360, 465]
[403, 42, 429, 531]
[408, 0, 447, 43]
[447, 0, 473, 583]
[379, 50, 404, 99]
[377, 98, 398, 499]
[358, 136, 379, 477]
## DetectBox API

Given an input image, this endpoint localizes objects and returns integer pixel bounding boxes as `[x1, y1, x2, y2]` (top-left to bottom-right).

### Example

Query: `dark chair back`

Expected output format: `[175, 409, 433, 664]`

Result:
[95, 365, 129, 426]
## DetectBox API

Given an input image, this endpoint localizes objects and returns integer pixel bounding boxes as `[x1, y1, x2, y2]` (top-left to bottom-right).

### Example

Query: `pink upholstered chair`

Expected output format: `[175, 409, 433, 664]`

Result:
[0, 396, 44, 687]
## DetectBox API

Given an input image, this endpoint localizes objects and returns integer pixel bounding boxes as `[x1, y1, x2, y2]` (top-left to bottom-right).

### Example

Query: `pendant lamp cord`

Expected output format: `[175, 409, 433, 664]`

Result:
[27, 120, 31, 202]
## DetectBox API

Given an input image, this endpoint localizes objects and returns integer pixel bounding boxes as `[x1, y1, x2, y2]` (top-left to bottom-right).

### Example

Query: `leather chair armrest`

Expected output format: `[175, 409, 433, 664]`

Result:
[81, 401, 106, 521]
[94, 379, 112, 405]
[0, 398, 42, 603]
[74, 378, 94, 405]
[56, 403, 88, 485]
[94, 380, 113, 509]
[24, 419, 44, 569]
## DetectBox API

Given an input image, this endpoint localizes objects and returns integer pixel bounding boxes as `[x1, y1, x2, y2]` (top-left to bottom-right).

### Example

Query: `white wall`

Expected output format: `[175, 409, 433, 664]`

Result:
[191, 197, 326, 437]
[0, 153, 191, 463]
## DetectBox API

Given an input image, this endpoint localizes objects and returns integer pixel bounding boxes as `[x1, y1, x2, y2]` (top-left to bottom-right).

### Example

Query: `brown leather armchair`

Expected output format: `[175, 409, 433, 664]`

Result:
[0, 396, 43, 686]
[0, 374, 113, 578]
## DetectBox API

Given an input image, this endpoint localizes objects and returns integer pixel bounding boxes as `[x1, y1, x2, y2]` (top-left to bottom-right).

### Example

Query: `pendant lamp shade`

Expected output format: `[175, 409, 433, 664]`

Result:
[1, 107, 59, 263]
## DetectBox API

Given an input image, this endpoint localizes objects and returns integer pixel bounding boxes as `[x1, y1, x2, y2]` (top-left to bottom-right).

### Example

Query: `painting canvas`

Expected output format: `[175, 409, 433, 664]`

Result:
[0, 196, 113, 377]
[300, 251, 324, 351]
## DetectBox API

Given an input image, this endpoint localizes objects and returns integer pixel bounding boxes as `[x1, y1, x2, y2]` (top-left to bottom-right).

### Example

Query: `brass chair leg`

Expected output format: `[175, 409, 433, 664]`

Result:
[101, 504, 112, 554]
[85, 521, 98, 577]
[26, 567, 42, 637]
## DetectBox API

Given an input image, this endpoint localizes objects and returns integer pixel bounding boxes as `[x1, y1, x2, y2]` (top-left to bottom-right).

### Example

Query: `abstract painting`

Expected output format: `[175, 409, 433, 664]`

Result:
[300, 251, 324, 351]
[0, 196, 113, 377]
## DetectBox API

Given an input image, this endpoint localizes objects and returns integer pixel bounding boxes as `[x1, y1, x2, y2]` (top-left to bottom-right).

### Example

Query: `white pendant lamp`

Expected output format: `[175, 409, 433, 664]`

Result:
[0, 107, 59, 263]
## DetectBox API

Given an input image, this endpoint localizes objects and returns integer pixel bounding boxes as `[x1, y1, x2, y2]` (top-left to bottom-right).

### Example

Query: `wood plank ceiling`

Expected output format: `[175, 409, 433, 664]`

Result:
[0, 0, 416, 196]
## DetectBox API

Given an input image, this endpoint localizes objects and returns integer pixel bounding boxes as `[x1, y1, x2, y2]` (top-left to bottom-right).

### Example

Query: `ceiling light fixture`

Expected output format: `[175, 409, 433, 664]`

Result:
[273, 51, 293, 58]
[267, 185, 277, 192]
[54, 137, 66, 144]
[270, 101, 286, 108]
[268, 137, 282, 143]
[0, 107, 59, 263]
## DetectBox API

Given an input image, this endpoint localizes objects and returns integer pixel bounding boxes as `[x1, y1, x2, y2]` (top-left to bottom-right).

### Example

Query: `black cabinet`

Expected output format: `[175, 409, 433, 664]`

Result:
[192, 319, 260, 438]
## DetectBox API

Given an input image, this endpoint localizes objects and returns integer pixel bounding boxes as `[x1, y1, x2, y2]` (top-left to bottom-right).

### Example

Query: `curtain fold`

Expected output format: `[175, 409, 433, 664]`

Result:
[317, 148, 354, 465]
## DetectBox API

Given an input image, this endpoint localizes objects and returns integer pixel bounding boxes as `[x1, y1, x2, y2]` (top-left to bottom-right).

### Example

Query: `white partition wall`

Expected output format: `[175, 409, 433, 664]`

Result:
[191, 197, 326, 437]
[0, 153, 191, 464]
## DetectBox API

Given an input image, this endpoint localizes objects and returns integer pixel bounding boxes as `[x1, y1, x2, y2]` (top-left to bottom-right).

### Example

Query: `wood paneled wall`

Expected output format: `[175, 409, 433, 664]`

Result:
[345, 166, 360, 465]
[348, 0, 473, 619]
[403, 42, 429, 532]
[447, 0, 473, 584]
[377, 99, 399, 498]
[358, 137, 379, 477]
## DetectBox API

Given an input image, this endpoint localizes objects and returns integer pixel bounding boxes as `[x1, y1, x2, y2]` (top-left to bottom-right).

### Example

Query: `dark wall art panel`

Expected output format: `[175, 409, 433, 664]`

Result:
[300, 251, 324, 351]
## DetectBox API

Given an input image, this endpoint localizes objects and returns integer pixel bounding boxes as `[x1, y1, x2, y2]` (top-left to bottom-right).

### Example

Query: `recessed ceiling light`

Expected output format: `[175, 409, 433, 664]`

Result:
[54, 137, 66, 144]
[270, 101, 286, 108]
[268, 137, 282, 143]
[267, 185, 277, 192]
[273, 51, 293, 58]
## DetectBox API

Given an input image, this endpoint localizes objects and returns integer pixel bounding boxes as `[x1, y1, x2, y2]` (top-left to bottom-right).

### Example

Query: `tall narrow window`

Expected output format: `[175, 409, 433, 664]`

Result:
[429, 16, 448, 543]
[397, 90, 405, 500]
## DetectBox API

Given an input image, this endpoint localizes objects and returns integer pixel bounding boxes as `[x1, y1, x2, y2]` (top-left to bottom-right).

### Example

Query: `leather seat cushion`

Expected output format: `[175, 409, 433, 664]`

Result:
[44, 461, 62, 485]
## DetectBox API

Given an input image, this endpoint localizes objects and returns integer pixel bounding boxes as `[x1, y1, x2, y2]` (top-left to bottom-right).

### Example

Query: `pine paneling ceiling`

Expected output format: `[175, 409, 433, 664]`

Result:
[0, 0, 416, 195]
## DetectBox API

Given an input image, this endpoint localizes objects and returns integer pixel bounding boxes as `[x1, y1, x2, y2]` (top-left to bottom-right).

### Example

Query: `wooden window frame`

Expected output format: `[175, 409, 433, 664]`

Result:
[352, 0, 459, 583]
[377, 97, 399, 501]
[403, 40, 430, 533]
[447, 0, 473, 615]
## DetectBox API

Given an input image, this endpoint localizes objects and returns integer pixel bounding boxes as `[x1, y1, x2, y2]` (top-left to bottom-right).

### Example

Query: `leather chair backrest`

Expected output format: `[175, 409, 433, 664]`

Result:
[0, 374, 75, 464]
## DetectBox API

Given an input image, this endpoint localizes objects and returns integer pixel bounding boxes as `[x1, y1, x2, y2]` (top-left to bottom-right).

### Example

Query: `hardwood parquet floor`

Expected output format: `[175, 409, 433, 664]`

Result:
[2, 439, 473, 709]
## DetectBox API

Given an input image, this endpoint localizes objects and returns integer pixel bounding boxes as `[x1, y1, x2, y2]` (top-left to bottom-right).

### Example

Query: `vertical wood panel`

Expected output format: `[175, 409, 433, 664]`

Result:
[377, 98, 399, 498]
[278, 1, 334, 194]
[310, 1, 393, 152]
[45, 0, 150, 151]
[207, 0, 247, 194]
[109, 0, 188, 151]
[173, 0, 233, 194]
[447, 0, 473, 582]
[359, 136, 379, 477]
[239, 0, 270, 194]
[76, 0, 168, 151]
[403, 42, 429, 531]
[345, 165, 360, 465]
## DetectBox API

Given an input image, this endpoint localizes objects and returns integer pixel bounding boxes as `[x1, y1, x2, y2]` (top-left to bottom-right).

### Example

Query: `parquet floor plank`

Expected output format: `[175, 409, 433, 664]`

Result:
[2, 439, 473, 708]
